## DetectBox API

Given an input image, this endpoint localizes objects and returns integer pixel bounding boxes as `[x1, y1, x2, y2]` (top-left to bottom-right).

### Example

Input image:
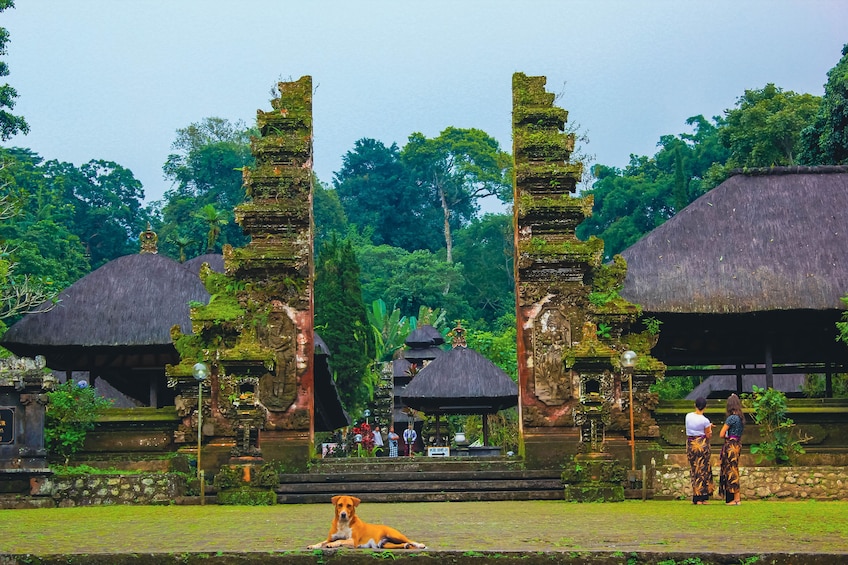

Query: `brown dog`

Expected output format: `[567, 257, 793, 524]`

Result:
[307, 495, 426, 549]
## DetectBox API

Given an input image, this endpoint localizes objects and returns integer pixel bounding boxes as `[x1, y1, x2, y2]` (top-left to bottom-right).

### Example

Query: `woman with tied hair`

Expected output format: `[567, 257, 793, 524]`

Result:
[719, 393, 745, 505]
[685, 396, 714, 504]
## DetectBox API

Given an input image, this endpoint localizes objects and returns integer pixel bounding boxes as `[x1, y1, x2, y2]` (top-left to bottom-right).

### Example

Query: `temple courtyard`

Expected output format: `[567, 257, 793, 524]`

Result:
[1, 500, 846, 563]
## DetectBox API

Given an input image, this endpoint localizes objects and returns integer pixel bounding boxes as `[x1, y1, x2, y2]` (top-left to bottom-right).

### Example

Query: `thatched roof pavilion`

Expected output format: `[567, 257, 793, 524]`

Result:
[400, 327, 517, 445]
[620, 166, 848, 392]
[1, 253, 208, 405]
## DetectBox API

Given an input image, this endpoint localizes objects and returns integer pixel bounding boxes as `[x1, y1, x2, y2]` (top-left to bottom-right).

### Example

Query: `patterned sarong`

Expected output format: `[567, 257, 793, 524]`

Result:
[687, 435, 714, 502]
[719, 438, 741, 500]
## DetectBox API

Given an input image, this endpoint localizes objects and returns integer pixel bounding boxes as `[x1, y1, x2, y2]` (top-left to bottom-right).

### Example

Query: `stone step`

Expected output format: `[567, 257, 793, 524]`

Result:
[277, 477, 563, 494]
[280, 469, 560, 484]
[277, 489, 565, 504]
[273, 458, 565, 504]
[309, 457, 524, 474]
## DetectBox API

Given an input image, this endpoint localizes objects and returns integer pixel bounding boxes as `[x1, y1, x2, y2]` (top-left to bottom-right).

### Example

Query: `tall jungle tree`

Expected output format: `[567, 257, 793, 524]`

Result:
[719, 84, 820, 169]
[0, 0, 28, 141]
[800, 44, 848, 165]
[400, 127, 512, 262]
[314, 235, 377, 416]
[0, 149, 89, 333]
[158, 117, 254, 260]
[333, 138, 440, 252]
[42, 158, 149, 268]
[194, 203, 229, 254]
[452, 213, 514, 326]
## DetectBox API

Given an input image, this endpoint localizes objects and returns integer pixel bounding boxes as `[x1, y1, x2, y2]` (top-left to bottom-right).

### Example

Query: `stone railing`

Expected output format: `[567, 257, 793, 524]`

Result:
[32, 473, 187, 506]
[654, 464, 848, 500]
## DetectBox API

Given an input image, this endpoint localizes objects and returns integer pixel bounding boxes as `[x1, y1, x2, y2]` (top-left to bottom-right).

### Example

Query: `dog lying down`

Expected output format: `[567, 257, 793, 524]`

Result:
[307, 495, 426, 549]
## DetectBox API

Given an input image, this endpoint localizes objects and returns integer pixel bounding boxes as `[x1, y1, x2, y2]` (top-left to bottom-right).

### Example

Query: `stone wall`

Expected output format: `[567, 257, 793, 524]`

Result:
[655, 464, 848, 500]
[33, 473, 186, 506]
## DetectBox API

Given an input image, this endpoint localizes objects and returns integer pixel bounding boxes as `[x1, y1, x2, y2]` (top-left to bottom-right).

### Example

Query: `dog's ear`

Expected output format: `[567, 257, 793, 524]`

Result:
[331, 495, 340, 505]
[351, 496, 361, 507]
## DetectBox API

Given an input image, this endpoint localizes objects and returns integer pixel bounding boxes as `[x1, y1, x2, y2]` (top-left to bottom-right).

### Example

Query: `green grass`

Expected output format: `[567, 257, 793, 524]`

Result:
[1, 500, 847, 555]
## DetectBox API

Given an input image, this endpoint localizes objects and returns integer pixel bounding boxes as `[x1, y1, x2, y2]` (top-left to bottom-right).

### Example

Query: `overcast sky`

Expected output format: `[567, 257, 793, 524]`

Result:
[3, 1, 847, 210]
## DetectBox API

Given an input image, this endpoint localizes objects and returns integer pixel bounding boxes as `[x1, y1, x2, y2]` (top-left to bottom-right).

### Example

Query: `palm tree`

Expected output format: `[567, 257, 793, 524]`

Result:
[168, 233, 197, 263]
[194, 204, 228, 253]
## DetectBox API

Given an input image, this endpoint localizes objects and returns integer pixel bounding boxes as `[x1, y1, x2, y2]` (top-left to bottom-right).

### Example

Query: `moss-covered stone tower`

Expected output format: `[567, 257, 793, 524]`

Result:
[512, 73, 665, 475]
[167, 77, 315, 472]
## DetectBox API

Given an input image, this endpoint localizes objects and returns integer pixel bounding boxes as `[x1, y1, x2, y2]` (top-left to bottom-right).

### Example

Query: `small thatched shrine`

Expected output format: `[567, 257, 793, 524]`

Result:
[400, 326, 517, 445]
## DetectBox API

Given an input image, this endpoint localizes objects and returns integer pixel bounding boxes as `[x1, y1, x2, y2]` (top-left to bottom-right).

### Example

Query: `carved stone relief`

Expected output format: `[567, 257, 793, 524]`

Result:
[532, 306, 571, 405]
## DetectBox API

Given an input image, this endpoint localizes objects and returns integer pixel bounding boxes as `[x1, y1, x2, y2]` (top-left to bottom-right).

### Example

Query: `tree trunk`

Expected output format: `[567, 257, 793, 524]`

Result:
[438, 183, 453, 264]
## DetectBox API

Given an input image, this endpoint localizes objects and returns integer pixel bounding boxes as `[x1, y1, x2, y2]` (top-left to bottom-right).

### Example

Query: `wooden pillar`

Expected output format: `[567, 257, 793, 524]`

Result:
[149, 379, 158, 408]
[735, 363, 743, 395]
[765, 343, 774, 389]
[825, 362, 833, 398]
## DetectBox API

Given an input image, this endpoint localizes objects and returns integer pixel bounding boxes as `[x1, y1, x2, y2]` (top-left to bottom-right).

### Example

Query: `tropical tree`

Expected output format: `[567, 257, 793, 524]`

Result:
[194, 203, 229, 253]
[576, 114, 727, 259]
[452, 213, 515, 326]
[168, 233, 197, 264]
[0, 0, 28, 141]
[314, 235, 377, 415]
[157, 117, 254, 260]
[366, 298, 446, 363]
[42, 159, 150, 267]
[800, 43, 848, 165]
[401, 127, 512, 262]
[313, 177, 347, 252]
[333, 138, 439, 252]
[0, 149, 88, 292]
[717, 84, 820, 170]
[352, 235, 470, 321]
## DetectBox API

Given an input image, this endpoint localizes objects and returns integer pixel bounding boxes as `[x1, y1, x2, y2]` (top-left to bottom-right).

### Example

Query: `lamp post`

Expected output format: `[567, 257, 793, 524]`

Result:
[192, 362, 210, 505]
[620, 350, 637, 471]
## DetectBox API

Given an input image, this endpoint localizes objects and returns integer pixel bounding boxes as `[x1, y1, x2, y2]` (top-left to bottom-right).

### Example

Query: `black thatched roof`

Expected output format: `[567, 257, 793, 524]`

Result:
[405, 325, 445, 347]
[621, 166, 848, 314]
[402, 346, 443, 363]
[183, 253, 225, 275]
[685, 374, 806, 400]
[400, 346, 517, 414]
[1, 254, 209, 368]
[313, 332, 351, 431]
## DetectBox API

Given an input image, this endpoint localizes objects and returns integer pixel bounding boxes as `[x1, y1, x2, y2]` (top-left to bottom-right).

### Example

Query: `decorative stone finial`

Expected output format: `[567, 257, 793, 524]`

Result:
[139, 223, 158, 254]
[450, 323, 467, 349]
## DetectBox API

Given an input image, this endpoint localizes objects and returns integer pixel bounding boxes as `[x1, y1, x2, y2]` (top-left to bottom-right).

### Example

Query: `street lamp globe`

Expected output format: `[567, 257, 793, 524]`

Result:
[193, 362, 210, 381]
[621, 350, 637, 369]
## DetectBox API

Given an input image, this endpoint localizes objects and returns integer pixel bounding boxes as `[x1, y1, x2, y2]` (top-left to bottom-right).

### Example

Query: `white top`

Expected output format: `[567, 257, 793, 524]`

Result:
[372, 430, 384, 447]
[685, 412, 711, 437]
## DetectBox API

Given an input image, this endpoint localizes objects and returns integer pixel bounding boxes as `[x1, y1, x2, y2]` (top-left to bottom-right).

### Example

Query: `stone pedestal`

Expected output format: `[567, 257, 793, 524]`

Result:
[0, 356, 52, 497]
[562, 452, 625, 502]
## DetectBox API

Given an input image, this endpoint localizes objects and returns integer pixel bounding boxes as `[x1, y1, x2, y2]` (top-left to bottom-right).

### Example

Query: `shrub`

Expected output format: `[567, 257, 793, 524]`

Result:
[744, 385, 808, 464]
[45, 380, 112, 465]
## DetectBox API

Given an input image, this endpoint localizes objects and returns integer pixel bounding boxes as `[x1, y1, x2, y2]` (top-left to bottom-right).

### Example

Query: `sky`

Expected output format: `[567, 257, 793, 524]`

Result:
[3, 1, 847, 212]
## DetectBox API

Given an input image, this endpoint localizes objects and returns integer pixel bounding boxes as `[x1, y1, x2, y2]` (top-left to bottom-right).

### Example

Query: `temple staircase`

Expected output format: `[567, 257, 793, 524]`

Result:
[274, 457, 565, 504]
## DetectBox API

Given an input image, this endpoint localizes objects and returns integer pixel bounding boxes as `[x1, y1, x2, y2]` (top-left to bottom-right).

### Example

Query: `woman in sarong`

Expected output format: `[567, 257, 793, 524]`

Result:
[685, 396, 714, 504]
[719, 393, 745, 505]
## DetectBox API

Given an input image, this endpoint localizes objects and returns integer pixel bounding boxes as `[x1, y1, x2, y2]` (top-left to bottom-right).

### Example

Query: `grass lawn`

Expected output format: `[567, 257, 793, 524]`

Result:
[2, 500, 847, 555]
